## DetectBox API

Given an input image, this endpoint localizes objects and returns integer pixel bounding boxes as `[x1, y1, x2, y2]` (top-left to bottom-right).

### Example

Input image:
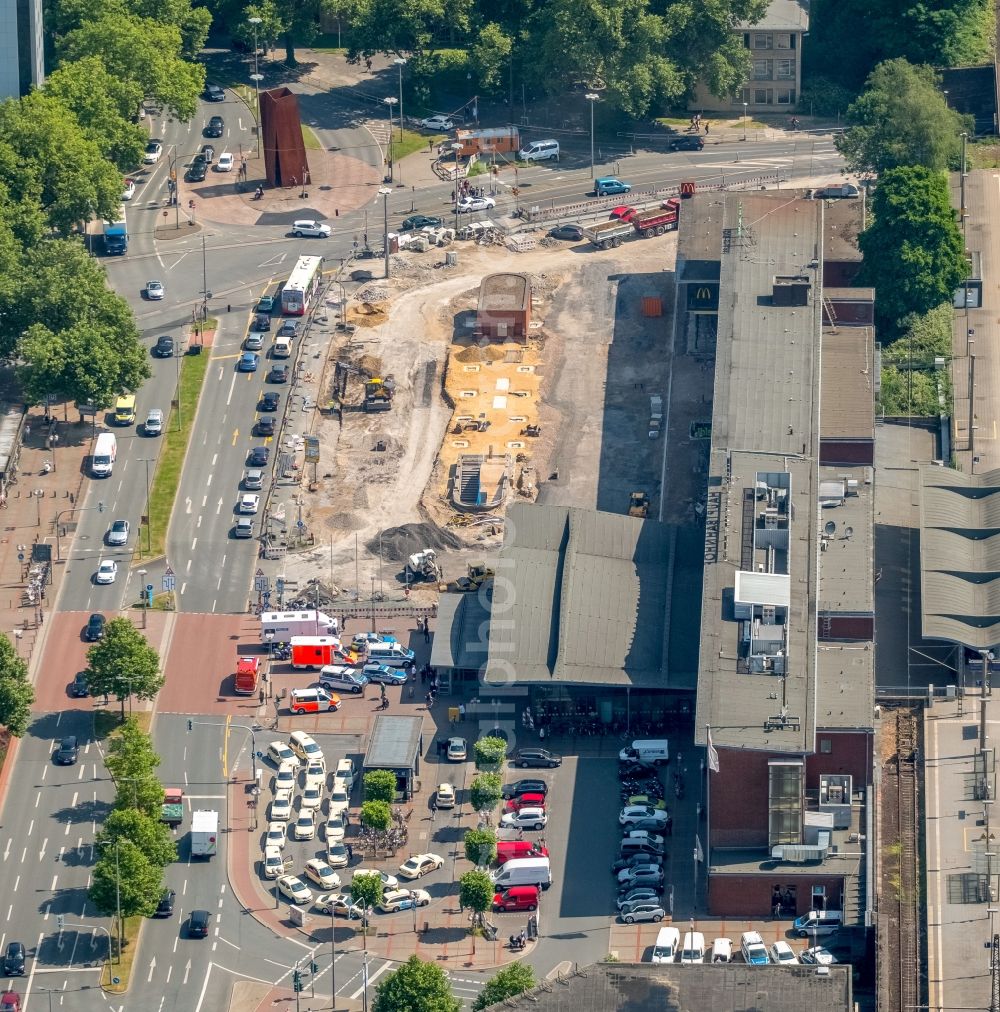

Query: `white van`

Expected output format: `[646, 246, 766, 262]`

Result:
[490, 856, 552, 891]
[711, 937, 733, 963]
[650, 926, 679, 963]
[91, 432, 117, 477]
[367, 641, 415, 667]
[319, 665, 369, 695]
[793, 910, 843, 937]
[619, 739, 670, 765]
[273, 335, 292, 359]
[518, 139, 560, 163]
[680, 931, 705, 964]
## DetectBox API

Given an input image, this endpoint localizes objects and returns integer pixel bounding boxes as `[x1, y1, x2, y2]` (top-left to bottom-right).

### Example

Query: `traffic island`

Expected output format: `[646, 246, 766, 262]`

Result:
[100, 914, 142, 994]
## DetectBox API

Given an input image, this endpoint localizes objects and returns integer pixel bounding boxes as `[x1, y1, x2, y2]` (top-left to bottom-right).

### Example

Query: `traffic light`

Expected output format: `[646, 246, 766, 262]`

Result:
[97, 501, 104, 513]
[56, 915, 64, 931]
[309, 960, 318, 974]
[292, 970, 303, 993]
[187, 719, 193, 732]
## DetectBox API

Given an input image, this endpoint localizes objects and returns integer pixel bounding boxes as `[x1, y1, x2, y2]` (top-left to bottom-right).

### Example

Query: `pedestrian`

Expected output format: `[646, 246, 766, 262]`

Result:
[259, 687, 265, 706]
[430, 795, 437, 814]
[380, 683, 387, 701]
[426, 691, 434, 706]
[459, 703, 466, 722]
[346, 843, 353, 861]
[539, 726, 546, 741]
[429, 138, 434, 152]
[420, 667, 427, 685]
[423, 621, 430, 644]
[704, 122, 710, 134]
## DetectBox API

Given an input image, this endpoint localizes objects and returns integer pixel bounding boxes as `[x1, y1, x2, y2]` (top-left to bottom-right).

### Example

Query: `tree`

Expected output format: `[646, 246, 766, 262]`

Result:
[472, 964, 536, 1010]
[459, 869, 493, 919]
[89, 837, 164, 948]
[836, 60, 973, 176]
[60, 15, 205, 121]
[881, 303, 953, 368]
[349, 870, 385, 912]
[372, 955, 460, 1012]
[103, 717, 165, 816]
[360, 799, 391, 830]
[463, 828, 497, 867]
[231, 0, 289, 52]
[98, 808, 176, 867]
[44, 58, 148, 170]
[473, 736, 507, 772]
[0, 91, 124, 234]
[470, 773, 502, 813]
[469, 23, 512, 91]
[363, 769, 396, 804]
[0, 634, 33, 737]
[858, 165, 967, 334]
[84, 619, 164, 719]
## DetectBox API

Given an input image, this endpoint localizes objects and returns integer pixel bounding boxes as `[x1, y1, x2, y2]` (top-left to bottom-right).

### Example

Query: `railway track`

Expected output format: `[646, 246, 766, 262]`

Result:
[894, 711, 921, 1011]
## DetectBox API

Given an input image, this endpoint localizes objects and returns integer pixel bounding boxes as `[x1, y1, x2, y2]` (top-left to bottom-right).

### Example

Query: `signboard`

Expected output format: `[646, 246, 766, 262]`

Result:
[162, 566, 176, 592]
[254, 571, 270, 593]
[304, 436, 320, 464]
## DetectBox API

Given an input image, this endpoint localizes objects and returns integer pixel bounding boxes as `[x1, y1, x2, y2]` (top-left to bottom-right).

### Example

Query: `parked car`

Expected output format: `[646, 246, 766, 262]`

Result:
[216, 152, 234, 172]
[303, 859, 340, 890]
[513, 748, 561, 769]
[264, 822, 287, 850]
[770, 940, 799, 966]
[291, 220, 331, 238]
[276, 874, 313, 904]
[499, 807, 547, 831]
[446, 737, 467, 761]
[502, 779, 549, 800]
[800, 945, 838, 965]
[398, 853, 444, 880]
[619, 805, 669, 827]
[620, 902, 664, 924]
[315, 892, 362, 918]
[377, 889, 430, 913]
[436, 783, 455, 808]
[267, 741, 296, 766]
[362, 662, 406, 685]
[616, 887, 663, 910]
[269, 791, 293, 822]
[616, 864, 664, 888]
[419, 115, 454, 131]
[548, 224, 583, 241]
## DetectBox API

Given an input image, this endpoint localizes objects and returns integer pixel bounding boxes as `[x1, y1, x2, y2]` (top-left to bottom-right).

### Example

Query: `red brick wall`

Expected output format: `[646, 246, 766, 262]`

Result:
[807, 730, 872, 785]
[816, 613, 875, 640]
[710, 749, 773, 847]
[819, 439, 875, 466]
[708, 873, 845, 917]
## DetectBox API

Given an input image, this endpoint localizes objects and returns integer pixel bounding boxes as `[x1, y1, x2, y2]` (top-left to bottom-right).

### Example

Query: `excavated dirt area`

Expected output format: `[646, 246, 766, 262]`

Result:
[275, 232, 679, 600]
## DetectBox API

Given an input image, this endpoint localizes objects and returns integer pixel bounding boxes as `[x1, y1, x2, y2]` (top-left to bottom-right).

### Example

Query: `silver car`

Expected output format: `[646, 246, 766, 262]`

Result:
[620, 902, 665, 924]
[291, 219, 330, 238]
[244, 469, 264, 490]
[106, 520, 130, 546]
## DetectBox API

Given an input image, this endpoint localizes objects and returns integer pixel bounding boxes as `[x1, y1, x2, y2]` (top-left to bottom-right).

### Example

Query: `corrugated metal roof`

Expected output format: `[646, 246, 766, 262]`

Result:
[363, 715, 423, 771]
[920, 466, 1000, 648]
[485, 504, 669, 687]
[430, 591, 491, 671]
[735, 571, 790, 606]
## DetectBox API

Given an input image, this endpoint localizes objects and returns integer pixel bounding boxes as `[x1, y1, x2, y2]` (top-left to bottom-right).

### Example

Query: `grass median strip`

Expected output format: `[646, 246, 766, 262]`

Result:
[144, 349, 210, 559]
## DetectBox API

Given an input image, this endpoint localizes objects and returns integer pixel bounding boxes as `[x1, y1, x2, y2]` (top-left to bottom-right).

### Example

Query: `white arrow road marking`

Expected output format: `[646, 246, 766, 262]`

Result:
[147, 955, 157, 982]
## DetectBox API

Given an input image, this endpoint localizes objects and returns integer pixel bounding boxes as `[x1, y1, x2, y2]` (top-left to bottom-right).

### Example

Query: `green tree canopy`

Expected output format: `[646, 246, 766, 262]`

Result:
[470, 773, 502, 812]
[473, 736, 507, 772]
[858, 165, 967, 334]
[44, 58, 148, 170]
[458, 869, 493, 915]
[836, 60, 973, 176]
[349, 870, 385, 910]
[805, 0, 992, 93]
[103, 716, 164, 815]
[0, 91, 124, 234]
[85, 620, 164, 718]
[880, 303, 953, 368]
[372, 955, 460, 1012]
[363, 769, 396, 803]
[98, 808, 177, 867]
[360, 799, 391, 830]
[473, 964, 536, 1011]
[50, 0, 212, 54]
[60, 15, 205, 120]
[89, 837, 164, 943]
[0, 633, 33, 737]
[463, 828, 497, 867]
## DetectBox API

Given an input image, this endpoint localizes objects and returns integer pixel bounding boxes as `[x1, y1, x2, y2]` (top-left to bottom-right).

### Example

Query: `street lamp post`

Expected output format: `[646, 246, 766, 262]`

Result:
[743, 102, 748, 142]
[98, 839, 123, 958]
[138, 458, 154, 555]
[138, 569, 147, 628]
[378, 186, 391, 280]
[393, 58, 406, 142]
[383, 96, 398, 184]
[33, 488, 43, 527]
[248, 16, 263, 151]
[585, 93, 599, 178]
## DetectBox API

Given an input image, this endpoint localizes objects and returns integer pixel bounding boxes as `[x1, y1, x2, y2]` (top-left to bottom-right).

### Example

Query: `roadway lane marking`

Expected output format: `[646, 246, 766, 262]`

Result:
[147, 955, 157, 982]
[180, 582, 187, 594]
[166, 963, 173, 981]
[226, 372, 237, 407]
[28, 819, 34, 836]
[58, 845, 64, 863]
[231, 429, 239, 445]
[50, 875, 57, 891]
[39, 836, 47, 860]
[191, 538, 198, 552]
[77, 764, 84, 780]
[216, 499, 223, 515]
[187, 560, 193, 574]
[350, 959, 391, 997]
[217, 935, 240, 951]
[12, 875, 19, 892]
[201, 496, 208, 507]
[22, 930, 43, 1009]
[186, 497, 192, 514]
[2, 841, 8, 861]
[206, 473, 213, 486]
[197, 516, 202, 528]
[212, 453, 218, 467]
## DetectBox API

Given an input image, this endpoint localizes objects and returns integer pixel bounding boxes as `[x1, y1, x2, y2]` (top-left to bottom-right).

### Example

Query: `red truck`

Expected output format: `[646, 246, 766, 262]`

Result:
[290, 636, 360, 670]
[234, 656, 262, 695]
[631, 199, 680, 237]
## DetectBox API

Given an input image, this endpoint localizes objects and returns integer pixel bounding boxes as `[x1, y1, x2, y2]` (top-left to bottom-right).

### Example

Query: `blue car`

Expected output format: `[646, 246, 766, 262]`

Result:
[362, 663, 407, 685]
[594, 176, 632, 197]
[238, 352, 259, 372]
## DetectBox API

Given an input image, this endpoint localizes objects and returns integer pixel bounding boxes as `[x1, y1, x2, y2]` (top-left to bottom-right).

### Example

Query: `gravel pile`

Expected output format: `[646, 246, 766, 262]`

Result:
[528, 273, 558, 295]
[355, 285, 390, 303]
[366, 522, 464, 562]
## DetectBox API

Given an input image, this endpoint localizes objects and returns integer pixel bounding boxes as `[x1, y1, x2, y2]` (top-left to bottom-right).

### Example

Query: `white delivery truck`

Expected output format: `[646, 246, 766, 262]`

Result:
[260, 610, 339, 642]
[491, 856, 552, 891]
[91, 432, 117, 477]
[190, 810, 219, 859]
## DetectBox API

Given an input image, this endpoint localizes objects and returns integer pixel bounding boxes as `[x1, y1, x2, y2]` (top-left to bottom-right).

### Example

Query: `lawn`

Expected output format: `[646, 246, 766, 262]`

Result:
[393, 127, 436, 161]
[94, 709, 153, 739]
[142, 350, 210, 559]
[302, 125, 323, 151]
[102, 914, 143, 993]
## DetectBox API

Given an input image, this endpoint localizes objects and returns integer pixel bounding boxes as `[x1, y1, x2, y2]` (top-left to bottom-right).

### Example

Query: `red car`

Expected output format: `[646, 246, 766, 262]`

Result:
[496, 841, 550, 865]
[609, 206, 637, 222]
[503, 793, 546, 814]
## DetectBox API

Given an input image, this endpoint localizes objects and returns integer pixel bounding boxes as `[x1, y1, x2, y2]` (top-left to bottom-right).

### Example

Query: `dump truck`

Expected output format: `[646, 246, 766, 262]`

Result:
[364, 377, 394, 413]
[234, 656, 261, 696]
[406, 549, 442, 582]
[161, 788, 185, 828]
[457, 563, 495, 591]
[191, 809, 219, 858]
[631, 199, 680, 237]
[580, 219, 634, 250]
[628, 492, 650, 518]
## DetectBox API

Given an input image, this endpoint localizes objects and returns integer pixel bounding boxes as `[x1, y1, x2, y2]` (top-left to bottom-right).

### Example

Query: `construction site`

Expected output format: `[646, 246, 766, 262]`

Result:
[267, 229, 678, 604]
